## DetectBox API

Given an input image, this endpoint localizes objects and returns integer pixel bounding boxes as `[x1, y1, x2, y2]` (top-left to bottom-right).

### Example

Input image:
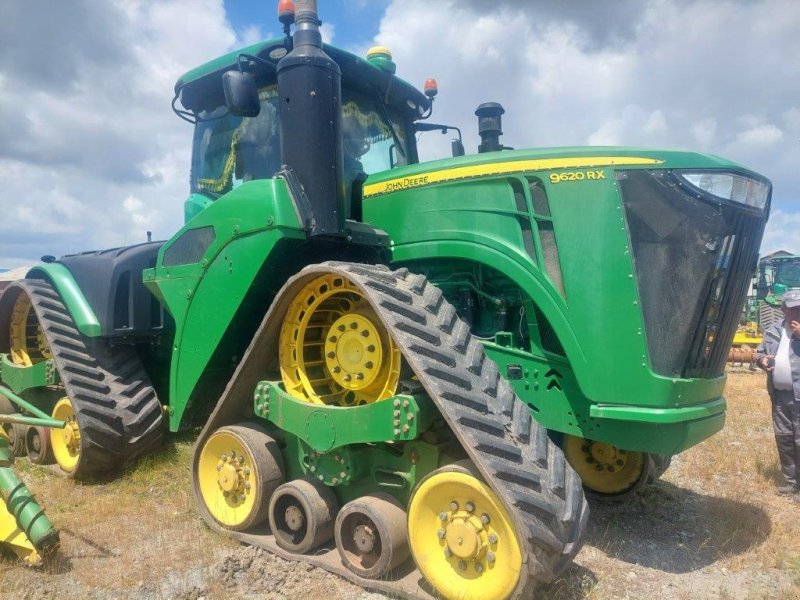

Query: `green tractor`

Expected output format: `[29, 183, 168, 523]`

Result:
[0, 1, 770, 597]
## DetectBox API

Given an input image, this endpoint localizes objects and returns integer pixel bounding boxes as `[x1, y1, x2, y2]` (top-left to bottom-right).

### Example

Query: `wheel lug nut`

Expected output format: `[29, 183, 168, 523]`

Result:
[487, 551, 496, 563]
[488, 533, 498, 544]
[475, 563, 484, 573]
[458, 560, 467, 571]
[356, 373, 364, 380]
[327, 352, 336, 358]
[361, 330, 369, 337]
[450, 501, 459, 511]
[465, 501, 475, 513]
[338, 325, 346, 332]
[481, 514, 490, 525]
[439, 512, 448, 521]
[616, 459, 624, 466]
[343, 374, 351, 381]
[444, 548, 452, 558]
[329, 336, 337, 342]
[365, 361, 374, 369]
[367, 345, 376, 352]
[437, 529, 446, 540]
[333, 366, 341, 373]
[350, 322, 358, 329]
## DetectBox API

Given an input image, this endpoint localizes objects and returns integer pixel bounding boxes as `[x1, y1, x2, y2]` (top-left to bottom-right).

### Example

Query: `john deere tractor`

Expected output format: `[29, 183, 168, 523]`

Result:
[0, 1, 770, 597]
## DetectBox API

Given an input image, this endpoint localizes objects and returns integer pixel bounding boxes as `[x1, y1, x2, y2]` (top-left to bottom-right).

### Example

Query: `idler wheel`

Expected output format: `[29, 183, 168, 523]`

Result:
[25, 426, 54, 465]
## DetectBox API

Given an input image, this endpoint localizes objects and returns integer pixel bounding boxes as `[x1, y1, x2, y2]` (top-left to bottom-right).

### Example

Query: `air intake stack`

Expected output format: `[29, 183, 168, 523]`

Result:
[475, 102, 506, 153]
[277, 0, 345, 236]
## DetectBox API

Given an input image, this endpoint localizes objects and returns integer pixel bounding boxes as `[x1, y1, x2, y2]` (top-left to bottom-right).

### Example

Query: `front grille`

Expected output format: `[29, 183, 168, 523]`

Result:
[683, 209, 764, 377]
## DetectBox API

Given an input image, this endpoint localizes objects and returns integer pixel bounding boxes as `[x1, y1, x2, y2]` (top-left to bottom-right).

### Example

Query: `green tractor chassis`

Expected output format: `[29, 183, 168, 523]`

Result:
[0, 1, 771, 598]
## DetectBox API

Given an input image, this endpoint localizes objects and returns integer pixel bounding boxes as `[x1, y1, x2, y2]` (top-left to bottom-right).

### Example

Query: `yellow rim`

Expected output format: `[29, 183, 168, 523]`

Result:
[407, 467, 523, 600]
[279, 273, 401, 406]
[50, 397, 81, 473]
[9, 293, 51, 367]
[564, 435, 646, 494]
[197, 429, 260, 528]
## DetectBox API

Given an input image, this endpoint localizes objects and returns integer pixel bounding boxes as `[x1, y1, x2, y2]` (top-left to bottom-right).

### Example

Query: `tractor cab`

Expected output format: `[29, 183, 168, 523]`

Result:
[174, 41, 428, 223]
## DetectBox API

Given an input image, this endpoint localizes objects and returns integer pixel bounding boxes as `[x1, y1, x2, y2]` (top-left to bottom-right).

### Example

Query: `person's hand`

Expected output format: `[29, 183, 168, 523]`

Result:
[791, 320, 800, 339]
[759, 355, 775, 372]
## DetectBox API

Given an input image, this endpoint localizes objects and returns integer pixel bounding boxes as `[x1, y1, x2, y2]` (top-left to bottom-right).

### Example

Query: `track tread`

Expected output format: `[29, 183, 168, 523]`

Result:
[327, 263, 589, 589]
[5, 279, 164, 478]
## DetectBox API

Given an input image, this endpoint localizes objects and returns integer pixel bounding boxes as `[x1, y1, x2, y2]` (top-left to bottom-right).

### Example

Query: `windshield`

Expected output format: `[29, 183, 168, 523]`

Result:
[776, 261, 800, 288]
[190, 85, 410, 199]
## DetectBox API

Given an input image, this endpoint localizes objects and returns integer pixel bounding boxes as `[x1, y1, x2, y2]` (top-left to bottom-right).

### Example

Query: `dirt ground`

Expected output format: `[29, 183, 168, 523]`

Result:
[2, 369, 799, 599]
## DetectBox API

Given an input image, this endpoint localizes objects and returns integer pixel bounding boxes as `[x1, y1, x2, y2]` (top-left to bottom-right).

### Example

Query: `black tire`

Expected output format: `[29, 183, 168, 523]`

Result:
[0, 280, 164, 478]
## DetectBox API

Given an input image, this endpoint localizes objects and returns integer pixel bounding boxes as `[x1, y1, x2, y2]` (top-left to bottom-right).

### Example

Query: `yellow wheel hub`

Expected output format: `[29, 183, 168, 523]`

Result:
[564, 435, 646, 495]
[197, 429, 258, 528]
[9, 292, 51, 367]
[279, 273, 400, 406]
[50, 397, 81, 473]
[408, 467, 522, 600]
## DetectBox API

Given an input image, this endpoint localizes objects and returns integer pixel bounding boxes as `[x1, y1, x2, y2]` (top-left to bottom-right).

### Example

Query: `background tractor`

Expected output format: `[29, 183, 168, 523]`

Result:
[0, 1, 771, 598]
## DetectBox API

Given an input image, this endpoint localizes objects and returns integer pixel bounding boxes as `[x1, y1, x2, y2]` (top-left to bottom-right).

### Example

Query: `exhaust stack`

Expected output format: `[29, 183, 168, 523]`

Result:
[277, 0, 345, 236]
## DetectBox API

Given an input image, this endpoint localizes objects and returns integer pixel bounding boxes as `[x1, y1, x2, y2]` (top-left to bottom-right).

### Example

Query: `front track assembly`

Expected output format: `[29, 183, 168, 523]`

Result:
[192, 262, 589, 599]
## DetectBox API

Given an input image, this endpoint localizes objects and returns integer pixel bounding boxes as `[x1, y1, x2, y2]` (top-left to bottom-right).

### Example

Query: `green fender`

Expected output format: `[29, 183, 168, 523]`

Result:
[26, 264, 102, 337]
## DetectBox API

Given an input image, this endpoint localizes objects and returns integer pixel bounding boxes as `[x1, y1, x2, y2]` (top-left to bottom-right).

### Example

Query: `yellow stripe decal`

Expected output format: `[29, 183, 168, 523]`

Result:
[362, 156, 663, 198]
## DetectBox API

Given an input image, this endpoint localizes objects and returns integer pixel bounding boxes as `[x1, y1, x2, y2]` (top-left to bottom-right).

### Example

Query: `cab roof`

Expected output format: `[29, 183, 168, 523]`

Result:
[175, 38, 431, 120]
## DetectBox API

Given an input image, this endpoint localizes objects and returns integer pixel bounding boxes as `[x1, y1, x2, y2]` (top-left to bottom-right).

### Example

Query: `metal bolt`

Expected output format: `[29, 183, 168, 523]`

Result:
[437, 529, 446, 540]
[327, 352, 336, 358]
[338, 325, 346, 332]
[402, 424, 410, 433]
[402, 400, 410, 409]
[450, 501, 459, 511]
[343, 374, 351, 381]
[475, 563, 484, 573]
[329, 336, 337, 343]
[318, 474, 324, 480]
[407, 413, 414, 421]
[356, 373, 364, 380]
[243, 468, 251, 476]
[487, 552, 496, 564]
[333, 366, 341, 373]
[488, 534, 498, 544]
[216, 464, 222, 471]
[332, 477, 338, 484]
[481, 514, 491, 525]
[350, 322, 358, 329]
[458, 560, 467, 571]
[616, 459, 624, 466]
[444, 548, 452, 558]
[310, 466, 316, 473]
[340, 471, 347, 478]
[365, 361, 374, 369]
[244, 482, 251, 491]
[394, 419, 400, 427]
[465, 501, 475, 513]
[394, 428, 400, 437]
[394, 410, 400, 417]
[367, 345, 376, 352]
[439, 512, 448, 521]
[394, 399, 401, 408]
[361, 330, 369, 337]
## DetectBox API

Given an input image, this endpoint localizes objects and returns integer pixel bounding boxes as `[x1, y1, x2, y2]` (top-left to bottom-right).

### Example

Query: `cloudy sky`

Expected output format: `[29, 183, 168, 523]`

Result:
[0, 0, 798, 267]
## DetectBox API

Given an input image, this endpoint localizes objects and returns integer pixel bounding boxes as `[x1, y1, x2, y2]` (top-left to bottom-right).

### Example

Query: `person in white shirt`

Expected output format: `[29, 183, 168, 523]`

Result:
[756, 290, 800, 500]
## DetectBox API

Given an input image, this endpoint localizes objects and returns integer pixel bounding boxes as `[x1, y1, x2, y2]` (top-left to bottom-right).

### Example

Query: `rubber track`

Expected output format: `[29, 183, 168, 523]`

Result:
[193, 262, 589, 598]
[6, 279, 164, 477]
[333, 263, 589, 589]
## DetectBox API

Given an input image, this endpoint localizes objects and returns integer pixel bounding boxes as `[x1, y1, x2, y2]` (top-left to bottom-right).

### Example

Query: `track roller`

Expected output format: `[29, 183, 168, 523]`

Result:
[195, 423, 284, 531]
[25, 426, 54, 465]
[50, 397, 82, 474]
[0, 397, 26, 458]
[269, 478, 339, 554]
[334, 492, 409, 579]
[564, 434, 649, 500]
[408, 462, 523, 600]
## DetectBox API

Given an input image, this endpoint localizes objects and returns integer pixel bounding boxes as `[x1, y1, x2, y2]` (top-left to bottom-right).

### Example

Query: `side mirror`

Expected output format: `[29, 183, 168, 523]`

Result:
[451, 139, 465, 157]
[222, 71, 260, 117]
